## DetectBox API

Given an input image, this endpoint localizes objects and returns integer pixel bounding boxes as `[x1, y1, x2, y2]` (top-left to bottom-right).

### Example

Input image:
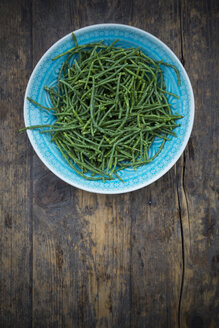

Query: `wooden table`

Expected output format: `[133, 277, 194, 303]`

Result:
[0, 0, 218, 327]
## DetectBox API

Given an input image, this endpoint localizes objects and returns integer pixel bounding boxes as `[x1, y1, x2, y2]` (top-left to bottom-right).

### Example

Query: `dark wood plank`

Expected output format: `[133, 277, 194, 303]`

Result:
[178, 0, 219, 327]
[0, 0, 33, 327]
[31, 2, 74, 325]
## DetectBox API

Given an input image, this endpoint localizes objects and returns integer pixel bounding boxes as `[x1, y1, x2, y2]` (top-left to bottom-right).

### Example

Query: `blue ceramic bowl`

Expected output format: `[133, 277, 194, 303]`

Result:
[24, 24, 194, 194]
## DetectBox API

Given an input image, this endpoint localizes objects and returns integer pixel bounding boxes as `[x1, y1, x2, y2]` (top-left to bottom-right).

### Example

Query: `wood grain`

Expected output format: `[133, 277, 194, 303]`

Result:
[30, 1, 183, 327]
[0, 0, 33, 327]
[0, 0, 218, 327]
[31, 1, 133, 326]
[178, 1, 219, 327]
[130, 1, 184, 327]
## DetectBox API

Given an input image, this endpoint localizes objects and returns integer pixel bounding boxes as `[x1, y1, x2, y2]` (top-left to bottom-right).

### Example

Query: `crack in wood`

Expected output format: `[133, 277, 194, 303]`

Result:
[179, 0, 185, 66]
[176, 168, 185, 328]
[176, 153, 191, 328]
[176, 1, 188, 326]
[129, 208, 133, 328]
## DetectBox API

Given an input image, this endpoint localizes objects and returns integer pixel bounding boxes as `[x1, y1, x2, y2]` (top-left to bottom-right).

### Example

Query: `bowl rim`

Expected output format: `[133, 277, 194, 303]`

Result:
[24, 23, 195, 194]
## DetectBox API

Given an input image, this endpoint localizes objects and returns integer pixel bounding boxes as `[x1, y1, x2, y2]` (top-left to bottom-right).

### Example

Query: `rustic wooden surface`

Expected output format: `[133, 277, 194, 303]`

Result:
[0, 0, 218, 327]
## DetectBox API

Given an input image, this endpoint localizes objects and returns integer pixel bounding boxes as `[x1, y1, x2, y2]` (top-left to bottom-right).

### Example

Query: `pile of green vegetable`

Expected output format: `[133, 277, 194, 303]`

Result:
[21, 34, 182, 182]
